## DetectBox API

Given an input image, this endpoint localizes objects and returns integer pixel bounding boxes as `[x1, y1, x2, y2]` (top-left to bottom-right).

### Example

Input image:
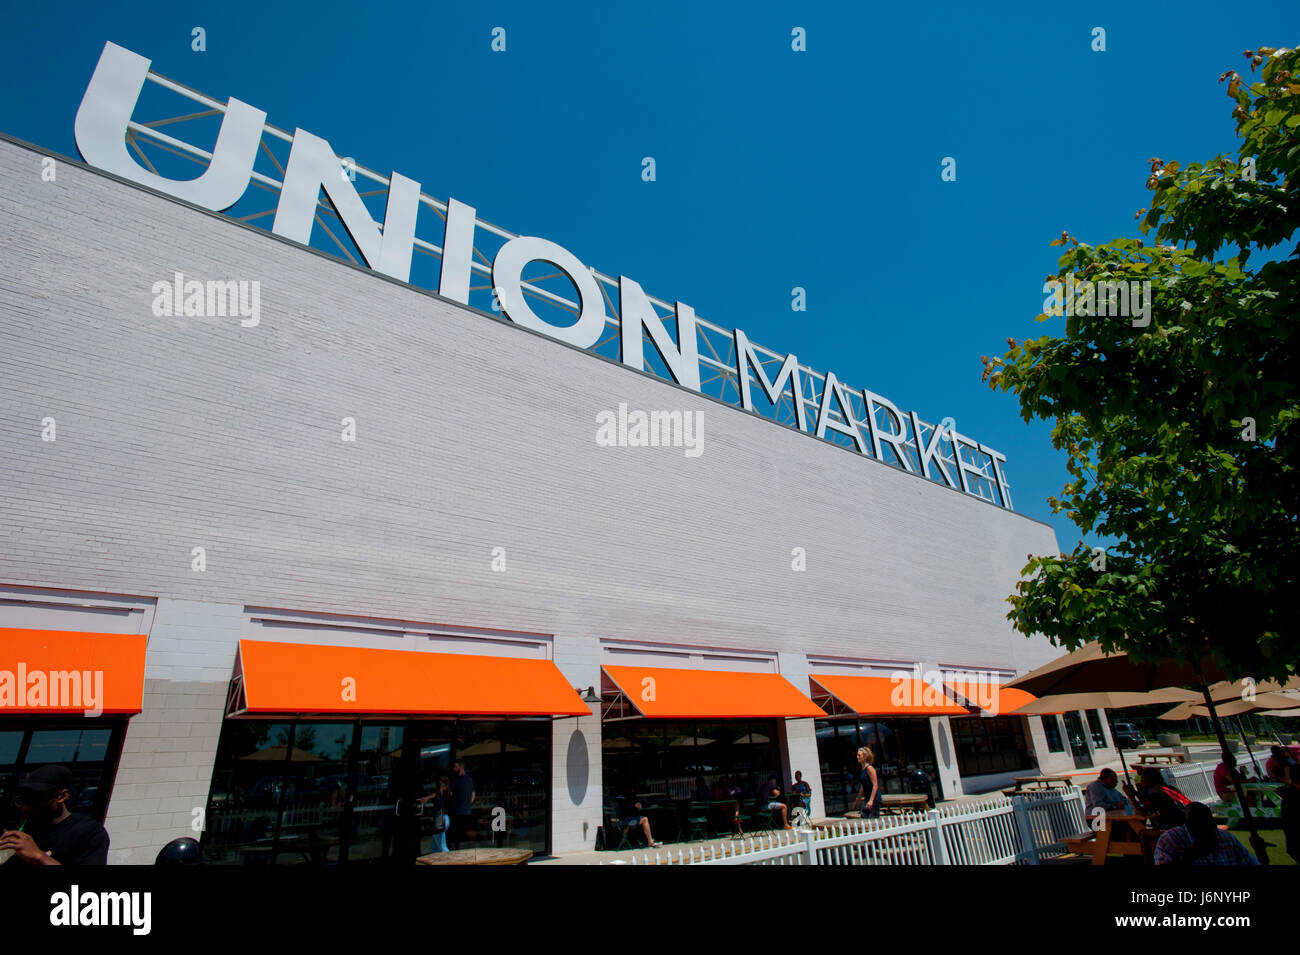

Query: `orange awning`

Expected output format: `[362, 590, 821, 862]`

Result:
[602, 665, 824, 719]
[810, 674, 969, 716]
[945, 682, 1039, 717]
[231, 640, 589, 717]
[0, 628, 147, 714]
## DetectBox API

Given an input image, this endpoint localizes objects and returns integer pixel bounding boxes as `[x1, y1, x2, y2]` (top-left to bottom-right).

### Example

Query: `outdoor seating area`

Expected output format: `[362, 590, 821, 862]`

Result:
[601, 791, 805, 849]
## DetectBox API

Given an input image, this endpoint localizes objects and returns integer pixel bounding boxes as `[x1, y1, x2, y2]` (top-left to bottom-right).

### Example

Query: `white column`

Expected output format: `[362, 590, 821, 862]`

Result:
[928, 716, 964, 799]
[104, 598, 242, 864]
[548, 629, 603, 855]
[776, 651, 825, 818]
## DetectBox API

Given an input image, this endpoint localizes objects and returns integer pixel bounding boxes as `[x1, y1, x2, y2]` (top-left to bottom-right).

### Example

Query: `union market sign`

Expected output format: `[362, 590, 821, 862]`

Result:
[73, 42, 1015, 511]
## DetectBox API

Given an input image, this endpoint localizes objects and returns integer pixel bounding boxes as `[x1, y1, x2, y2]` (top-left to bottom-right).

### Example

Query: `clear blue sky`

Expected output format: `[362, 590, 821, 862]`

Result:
[1, 1, 1294, 551]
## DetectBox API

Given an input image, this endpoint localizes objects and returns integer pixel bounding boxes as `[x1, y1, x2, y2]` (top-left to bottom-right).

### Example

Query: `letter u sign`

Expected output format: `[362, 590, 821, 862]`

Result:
[74, 42, 265, 211]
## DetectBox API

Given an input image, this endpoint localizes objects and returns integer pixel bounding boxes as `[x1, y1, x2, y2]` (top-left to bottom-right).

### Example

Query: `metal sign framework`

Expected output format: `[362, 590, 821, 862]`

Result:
[95, 48, 1010, 509]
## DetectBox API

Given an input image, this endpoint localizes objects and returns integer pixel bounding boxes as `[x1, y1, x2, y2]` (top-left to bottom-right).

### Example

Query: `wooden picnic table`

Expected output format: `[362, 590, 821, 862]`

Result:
[817, 794, 930, 822]
[1136, 751, 1186, 765]
[242, 827, 338, 864]
[880, 793, 930, 814]
[1002, 775, 1073, 796]
[1219, 782, 1284, 828]
[416, 847, 532, 865]
[1061, 813, 1160, 865]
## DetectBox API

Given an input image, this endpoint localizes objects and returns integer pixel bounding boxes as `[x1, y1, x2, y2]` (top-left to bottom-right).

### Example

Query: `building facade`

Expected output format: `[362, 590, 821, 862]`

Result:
[0, 49, 1114, 863]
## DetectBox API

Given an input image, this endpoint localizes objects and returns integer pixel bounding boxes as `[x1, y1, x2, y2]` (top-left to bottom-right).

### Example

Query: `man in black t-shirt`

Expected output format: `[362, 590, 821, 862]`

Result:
[0, 764, 110, 866]
[447, 761, 475, 850]
[1123, 767, 1188, 831]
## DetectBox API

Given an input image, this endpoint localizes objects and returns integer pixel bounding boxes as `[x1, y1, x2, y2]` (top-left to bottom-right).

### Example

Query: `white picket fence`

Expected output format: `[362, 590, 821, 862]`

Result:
[1163, 760, 1224, 805]
[612, 787, 1087, 865]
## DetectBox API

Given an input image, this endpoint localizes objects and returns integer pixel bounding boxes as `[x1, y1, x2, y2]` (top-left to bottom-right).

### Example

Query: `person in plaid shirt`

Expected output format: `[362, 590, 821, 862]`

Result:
[1154, 802, 1258, 865]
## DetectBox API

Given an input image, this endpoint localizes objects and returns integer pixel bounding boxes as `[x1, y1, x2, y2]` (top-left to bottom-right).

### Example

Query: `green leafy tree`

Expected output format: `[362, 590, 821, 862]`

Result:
[983, 45, 1299, 680]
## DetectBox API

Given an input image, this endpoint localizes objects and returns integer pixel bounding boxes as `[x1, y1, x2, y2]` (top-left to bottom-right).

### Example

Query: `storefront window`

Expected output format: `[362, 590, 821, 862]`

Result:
[0, 718, 125, 829]
[949, 717, 1033, 776]
[1086, 709, 1108, 749]
[814, 718, 939, 815]
[25, 728, 113, 764]
[601, 719, 781, 841]
[202, 718, 550, 864]
[1041, 715, 1065, 752]
[452, 721, 549, 853]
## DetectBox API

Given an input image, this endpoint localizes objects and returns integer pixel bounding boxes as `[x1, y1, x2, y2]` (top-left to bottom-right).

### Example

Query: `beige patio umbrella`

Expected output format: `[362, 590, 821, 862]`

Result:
[1015, 688, 1200, 787]
[1014, 689, 1199, 714]
[1006, 642, 1234, 696]
[1157, 692, 1300, 721]
[1158, 692, 1300, 778]
[1006, 642, 1268, 863]
[1195, 677, 1300, 703]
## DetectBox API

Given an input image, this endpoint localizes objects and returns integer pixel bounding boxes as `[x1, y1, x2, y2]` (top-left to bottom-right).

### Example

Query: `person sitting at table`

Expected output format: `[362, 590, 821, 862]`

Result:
[791, 771, 812, 812]
[1213, 760, 1245, 802]
[762, 777, 791, 829]
[692, 776, 712, 802]
[710, 775, 743, 835]
[1266, 745, 1298, 784]
[711, 775, 731, 801]
[1083, 768, 1132, 818]
[1153, 802, 1258, 865]
[1124, 767, 1189, 830]
[616, 785, 662, 848]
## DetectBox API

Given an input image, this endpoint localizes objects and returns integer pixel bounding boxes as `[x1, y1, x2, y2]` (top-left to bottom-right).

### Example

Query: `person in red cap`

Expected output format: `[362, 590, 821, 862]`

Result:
[0, 765, 109, 865]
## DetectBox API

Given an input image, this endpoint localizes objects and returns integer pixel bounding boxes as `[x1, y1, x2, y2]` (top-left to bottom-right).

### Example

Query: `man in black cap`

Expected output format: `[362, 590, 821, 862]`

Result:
[0, 765, 110, 865]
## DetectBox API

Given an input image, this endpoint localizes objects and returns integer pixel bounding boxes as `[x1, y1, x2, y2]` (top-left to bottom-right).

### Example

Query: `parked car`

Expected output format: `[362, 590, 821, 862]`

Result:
[1112, 723, 1146, 749]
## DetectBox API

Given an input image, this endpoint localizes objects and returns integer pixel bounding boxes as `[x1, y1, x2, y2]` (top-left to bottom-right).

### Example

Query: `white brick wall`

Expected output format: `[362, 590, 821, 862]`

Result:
[106, 673, 226, 864]
[0, 136, 1067, 859]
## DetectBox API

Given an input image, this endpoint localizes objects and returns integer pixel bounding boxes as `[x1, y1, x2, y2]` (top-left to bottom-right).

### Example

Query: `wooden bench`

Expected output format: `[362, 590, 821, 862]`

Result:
[1059, 831, 1099, 862]
[1060, 815, 1160, 865]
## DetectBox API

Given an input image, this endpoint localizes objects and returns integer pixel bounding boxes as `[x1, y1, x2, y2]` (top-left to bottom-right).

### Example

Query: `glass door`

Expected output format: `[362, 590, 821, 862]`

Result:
[342, 723, 405, 862]
[380, 721, 454, 864]
[1061, 711, 1094, 769]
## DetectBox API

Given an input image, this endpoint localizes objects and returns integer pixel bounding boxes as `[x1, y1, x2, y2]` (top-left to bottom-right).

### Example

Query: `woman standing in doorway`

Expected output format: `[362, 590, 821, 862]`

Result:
[854, 747, 882, 818]
[419, 776, 452, 853]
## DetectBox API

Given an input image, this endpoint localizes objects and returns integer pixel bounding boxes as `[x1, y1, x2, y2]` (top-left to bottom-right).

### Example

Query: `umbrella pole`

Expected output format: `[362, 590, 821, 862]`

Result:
[1107, 710, 1135, 792]
[1235, 715, 1263, 778]
[1199, 680, 1269, 865]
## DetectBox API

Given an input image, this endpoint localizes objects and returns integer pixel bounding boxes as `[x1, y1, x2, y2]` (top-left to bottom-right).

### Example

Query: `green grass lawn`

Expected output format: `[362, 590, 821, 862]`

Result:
[1258, 831, 1294, 865]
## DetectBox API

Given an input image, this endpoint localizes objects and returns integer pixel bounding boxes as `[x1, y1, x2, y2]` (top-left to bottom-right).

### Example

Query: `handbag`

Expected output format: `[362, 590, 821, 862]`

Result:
[432, 811, 447, 832]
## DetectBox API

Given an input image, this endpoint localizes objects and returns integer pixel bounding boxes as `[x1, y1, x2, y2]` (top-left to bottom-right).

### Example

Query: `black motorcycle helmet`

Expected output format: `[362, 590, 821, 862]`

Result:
[155, 837, 203, 864]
